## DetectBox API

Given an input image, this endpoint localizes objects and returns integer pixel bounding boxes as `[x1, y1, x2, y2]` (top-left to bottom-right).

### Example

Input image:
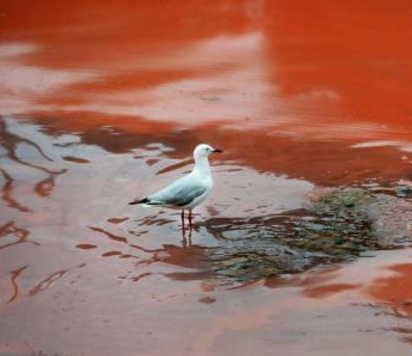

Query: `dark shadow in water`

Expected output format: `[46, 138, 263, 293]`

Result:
[74, 209, 364, 285]
[29, 116, 196, 157]
[7, 266, 28, 304]
[162, 204, 389, 285]
[19, 115, 412, 189]
[0, 166, 29, 213]
[0, 117, 67, 212]
[88, 226, 129, 244]
[0, 221, 39, 250]
[105, 213, 311, 284]
[28, 263, 86, 297]
[158, 243, 215, 281]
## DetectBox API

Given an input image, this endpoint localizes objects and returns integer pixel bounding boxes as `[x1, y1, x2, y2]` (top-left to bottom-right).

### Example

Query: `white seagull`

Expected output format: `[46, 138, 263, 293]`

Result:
[129, 143, 223, 228]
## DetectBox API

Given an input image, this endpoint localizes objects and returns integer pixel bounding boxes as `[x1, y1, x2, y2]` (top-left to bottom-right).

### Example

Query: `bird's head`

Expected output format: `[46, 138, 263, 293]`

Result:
[194, 144, 223, 159]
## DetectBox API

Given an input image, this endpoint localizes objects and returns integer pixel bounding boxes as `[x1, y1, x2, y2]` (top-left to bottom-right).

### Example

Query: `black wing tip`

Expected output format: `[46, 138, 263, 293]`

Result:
[129, 198, 149, 205]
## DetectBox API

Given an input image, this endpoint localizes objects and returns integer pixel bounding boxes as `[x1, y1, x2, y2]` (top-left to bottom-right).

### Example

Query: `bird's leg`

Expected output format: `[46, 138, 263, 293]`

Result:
[188, 210, 193, 230]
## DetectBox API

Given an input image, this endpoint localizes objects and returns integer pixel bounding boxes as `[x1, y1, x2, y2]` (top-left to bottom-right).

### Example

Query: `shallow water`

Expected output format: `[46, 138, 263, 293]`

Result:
[2, 1, 412, 355]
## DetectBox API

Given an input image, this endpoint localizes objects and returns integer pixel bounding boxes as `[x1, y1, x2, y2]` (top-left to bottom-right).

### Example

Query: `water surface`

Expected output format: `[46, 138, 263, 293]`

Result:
[2, 1, 412, 355]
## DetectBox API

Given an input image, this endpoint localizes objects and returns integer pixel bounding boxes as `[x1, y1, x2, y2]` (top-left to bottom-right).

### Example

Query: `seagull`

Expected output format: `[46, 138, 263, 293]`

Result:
[129, 143, 222, 228]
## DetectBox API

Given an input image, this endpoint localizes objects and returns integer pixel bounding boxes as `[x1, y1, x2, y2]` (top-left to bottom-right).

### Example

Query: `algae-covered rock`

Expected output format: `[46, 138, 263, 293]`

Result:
[313, 188, 373, 213]
[311, 188, 412, 248]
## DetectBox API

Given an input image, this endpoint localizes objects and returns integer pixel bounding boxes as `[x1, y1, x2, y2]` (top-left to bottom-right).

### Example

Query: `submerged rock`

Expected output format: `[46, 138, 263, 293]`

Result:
[202, 187, 412, 283]
[209, 240, 309, 282]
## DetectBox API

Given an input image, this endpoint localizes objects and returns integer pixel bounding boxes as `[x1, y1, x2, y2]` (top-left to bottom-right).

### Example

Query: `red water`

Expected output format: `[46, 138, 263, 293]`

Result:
[2, 1, 412, 355]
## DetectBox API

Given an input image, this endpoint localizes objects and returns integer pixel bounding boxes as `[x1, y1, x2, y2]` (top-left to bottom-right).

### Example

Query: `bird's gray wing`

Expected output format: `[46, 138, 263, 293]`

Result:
[148, 177, 207, 207]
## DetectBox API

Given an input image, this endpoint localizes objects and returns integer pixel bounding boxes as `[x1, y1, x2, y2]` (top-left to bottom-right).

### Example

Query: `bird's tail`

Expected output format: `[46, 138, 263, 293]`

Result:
[129, 198, 149, 205]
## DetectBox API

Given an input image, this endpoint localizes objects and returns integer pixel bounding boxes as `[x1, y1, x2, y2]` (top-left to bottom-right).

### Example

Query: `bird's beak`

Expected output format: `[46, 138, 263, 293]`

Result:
[213, 149, 223, 153]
